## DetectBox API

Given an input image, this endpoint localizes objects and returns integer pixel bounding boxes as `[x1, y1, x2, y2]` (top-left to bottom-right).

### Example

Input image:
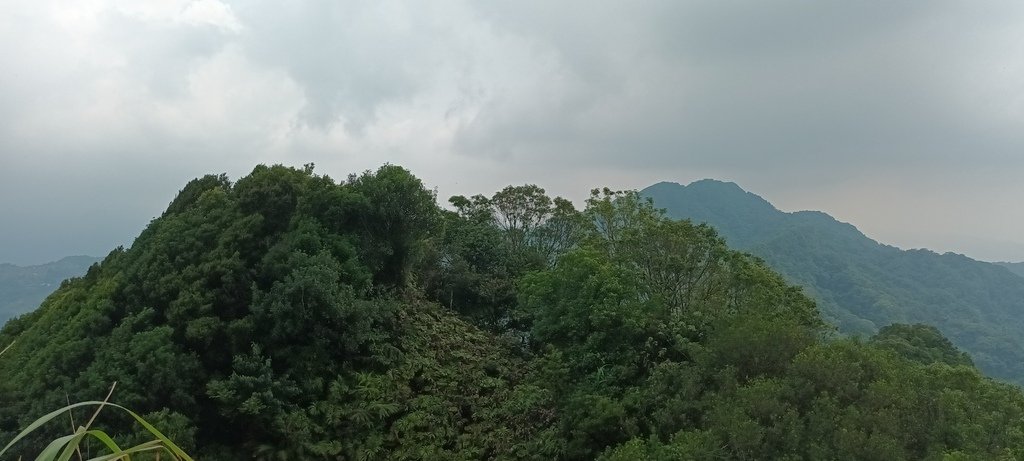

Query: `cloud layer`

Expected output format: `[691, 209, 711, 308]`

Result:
[4, 0, 1024, 264]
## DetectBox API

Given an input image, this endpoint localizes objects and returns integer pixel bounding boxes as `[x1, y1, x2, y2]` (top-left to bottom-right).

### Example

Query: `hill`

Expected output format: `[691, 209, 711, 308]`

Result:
[997, 261, 1024, 278]
[0, 256, 101, 324]
[2, 165, 1024, 460]
[643, 179, 1024, 383]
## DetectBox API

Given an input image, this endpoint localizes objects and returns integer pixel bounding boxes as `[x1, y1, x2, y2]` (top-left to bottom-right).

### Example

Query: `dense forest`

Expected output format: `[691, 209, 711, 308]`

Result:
[644, 179, 1024, 384]
[997, 262, 1024, 279]
[0, 256, 100, 324]
[3, 164, 1024, 460]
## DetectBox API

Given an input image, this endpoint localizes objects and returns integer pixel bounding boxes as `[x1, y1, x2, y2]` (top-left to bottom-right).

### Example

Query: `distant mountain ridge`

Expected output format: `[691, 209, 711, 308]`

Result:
[643, 179, 1024, 383]
[0, 255, 101, 324]
[996, 261, 1024, 278]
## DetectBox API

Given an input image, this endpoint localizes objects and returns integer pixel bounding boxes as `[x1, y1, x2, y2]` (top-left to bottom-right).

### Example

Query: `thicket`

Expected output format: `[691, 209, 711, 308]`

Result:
[2, 164, 1022, 460]
[644, 179, 1024, 384]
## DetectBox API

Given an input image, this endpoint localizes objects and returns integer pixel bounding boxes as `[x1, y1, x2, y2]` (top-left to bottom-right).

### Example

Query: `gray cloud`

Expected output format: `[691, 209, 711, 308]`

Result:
[2, 0, 1024, 264]
[458, 1, 1024, 173]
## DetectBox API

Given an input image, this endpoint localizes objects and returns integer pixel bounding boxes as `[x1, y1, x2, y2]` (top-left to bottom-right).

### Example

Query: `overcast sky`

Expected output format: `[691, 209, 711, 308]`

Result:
[4, 0, 1024, 265]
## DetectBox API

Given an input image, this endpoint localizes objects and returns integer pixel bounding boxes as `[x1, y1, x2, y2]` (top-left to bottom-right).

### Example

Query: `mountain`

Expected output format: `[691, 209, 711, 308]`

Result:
[3, 165, 1024, 460]
[0, 256, 101, 324]
[643, 179, 1024, 383]
[997, 261, 1024, 278]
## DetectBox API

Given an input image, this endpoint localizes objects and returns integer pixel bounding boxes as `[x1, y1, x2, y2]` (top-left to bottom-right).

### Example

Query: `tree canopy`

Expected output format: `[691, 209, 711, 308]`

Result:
[2, 165, 1023, 460]
[644, 179, 1024, 384]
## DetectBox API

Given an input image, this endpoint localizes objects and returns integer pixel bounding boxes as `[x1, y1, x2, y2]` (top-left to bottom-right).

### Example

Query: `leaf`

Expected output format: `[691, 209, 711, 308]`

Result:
[81, 429, 124, 459]
[0, 341, 13, 357]
[55, 430, 87, 461]
[2, 401, 193, 461]
[117, 406, 194, 461]
[0, 401, 106, 458]
[32, 433, 76, 461]
[84, 439, 164, 461]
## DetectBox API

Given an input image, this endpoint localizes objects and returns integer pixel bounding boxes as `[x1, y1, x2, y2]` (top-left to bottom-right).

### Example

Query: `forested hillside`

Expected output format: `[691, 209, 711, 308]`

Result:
[0, 256, 100, 324]
[997, 261, 1024, 278]
[2, 165, 1024, 460]
[643, 179, 1024, 384]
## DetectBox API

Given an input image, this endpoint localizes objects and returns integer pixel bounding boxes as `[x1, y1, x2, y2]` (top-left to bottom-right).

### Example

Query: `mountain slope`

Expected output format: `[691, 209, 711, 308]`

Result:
[4, 166, 1024, 460]
[997, 261, 1024, 278]
[643, 179, 1024, 383]
[0, 165, 560, 459]
[0, 256, 101, 324]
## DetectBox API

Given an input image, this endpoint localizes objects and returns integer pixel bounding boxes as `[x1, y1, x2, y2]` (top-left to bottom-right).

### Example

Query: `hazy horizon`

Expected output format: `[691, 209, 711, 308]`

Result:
[3, 173, 1020, 267]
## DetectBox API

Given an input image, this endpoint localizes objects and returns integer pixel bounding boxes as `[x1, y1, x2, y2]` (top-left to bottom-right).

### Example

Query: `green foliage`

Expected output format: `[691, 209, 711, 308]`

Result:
[421, 184, 583, 334]
[871, 323, 974, 367]
[348, 164, 440, 288]
[0, 398, 195, 461]
[0, 256, 101, 324]
[0, 344, 194, 460]
[4, 165, 1024, 460]
[644, 179, 1024, 384]
[0, 165, 551, 460]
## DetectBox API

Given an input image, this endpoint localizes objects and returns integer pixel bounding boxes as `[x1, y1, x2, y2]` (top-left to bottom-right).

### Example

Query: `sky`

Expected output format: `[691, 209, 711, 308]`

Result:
[3, 0, 1024, 265]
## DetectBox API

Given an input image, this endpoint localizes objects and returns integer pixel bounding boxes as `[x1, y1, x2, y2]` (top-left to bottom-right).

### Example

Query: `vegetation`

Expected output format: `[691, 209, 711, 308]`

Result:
[2, 165, 1024, 459]
[996, 261, 1024, 278]
[0, 343, 193, 460]
[0, 256, 100, 324]
[644, 179, 1024, 384]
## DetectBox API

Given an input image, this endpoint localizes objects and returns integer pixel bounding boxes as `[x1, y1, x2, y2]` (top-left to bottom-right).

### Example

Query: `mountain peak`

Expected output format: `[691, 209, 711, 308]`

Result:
[688, 178, 744, 189]
[641, 178, 1024, 383]
[640, 179, 782, 247]
[642, 180, 878, 247]
[644, 179, 778, 209]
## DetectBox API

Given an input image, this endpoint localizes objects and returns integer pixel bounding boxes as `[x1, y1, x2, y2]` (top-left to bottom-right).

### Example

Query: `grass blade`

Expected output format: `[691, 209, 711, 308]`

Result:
[3, 400, 193, 461]
[0, 401, 106, 458]
[82, 429, 124, 459]
[32, 433, 76, 461]
[84, 439, 164, 461]
[55, 430, 87, 461]
[115, 407, 193, 461]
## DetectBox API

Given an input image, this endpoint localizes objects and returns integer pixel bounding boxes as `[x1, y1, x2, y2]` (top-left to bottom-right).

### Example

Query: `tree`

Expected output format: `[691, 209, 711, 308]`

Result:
[348, 164, 440, 288]
[491, 185, 553, 253]
[870, 324, 974, 367]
